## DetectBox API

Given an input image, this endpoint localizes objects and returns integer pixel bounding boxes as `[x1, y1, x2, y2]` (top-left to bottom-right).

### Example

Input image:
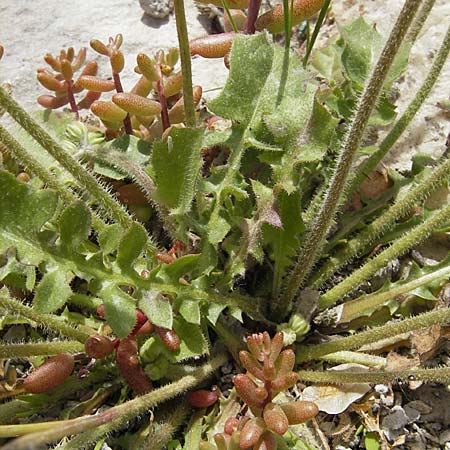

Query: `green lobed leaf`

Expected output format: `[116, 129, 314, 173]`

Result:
[263, 191, 304, 296]
[208, 33, 274, 125]
[59, 201, 91, 250]
[151, 127, 203, 215]
[172, 318, 209, 361]
[339, 17, 410, 88]
[0, 170, 58, 265]
[93, 134, 151, 180]
[178, 296, 201, 325]
[98, 224, 123, 255]
[139, 289, 173, 330]
[33, 269, 74, 313]
[100, 283, 137, 338]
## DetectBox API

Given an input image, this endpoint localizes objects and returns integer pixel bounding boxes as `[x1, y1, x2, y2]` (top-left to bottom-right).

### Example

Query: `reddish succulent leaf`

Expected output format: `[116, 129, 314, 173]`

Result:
[280, 401, 319, 424]
[23, 354, 74, 394]
[263, 403, 289, 435]
[190, 32, 236, 59]
[84, 334, 115, 359]
[187, 389, 218, 408]
[116, 336, 152, 394]
[239, 417, 266, 449]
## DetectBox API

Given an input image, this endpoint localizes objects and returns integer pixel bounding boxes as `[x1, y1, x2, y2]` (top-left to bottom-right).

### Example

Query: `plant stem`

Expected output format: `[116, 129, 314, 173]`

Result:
[276, 0, 422, 319]
[112, 71, 133, 135]
[296, 307, 450, 363]
[406, 0, 436, 44]
[174, 0, 196, 128]
[320, 264, 450, 325]
[311, 156, 450, 289]
[65, 80, 79, 120]
[297, 366, 450, 384]
[318, 351, 386, 368]
[345, 24, 450, 199]
[245, 0, 262, 34]
[137, 402, 190, 450]
[0, 353, 226, 448]
[303, 0, 331, 67]
[320, 200, 450, 309]
[157, 79, 171, 131]
[0, 124, 107, 234]
[0, 295, 90, 343]
[0, 341, 84, 358]
[183, 409, 204, 450]
[221, 0, 238, 32]
[0, 85, 160, 252]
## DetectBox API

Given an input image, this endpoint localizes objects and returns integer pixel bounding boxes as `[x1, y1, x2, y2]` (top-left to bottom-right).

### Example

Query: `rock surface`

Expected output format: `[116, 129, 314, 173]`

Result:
[0, 0, 449, 170]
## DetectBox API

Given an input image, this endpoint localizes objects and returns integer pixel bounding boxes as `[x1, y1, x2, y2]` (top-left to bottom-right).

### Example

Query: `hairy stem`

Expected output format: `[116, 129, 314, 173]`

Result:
[311, 156, 450, 288]
[137, 402, 190, 450]
[0, 85, 160, 252]
[0, 352, 226, 447]
[296, 307, 450, 363]
[318, 351, 386, 368]
[0, 341, 84, 358]
[406, 0, 436, 44]
[297, 366, 450, 384]
[0, 295, 89, 343]
[320, 200, 450, 309]
[0, 124, 106, 234]
[174, 0, 196, 128]
[318, 264, 450, 326]
[276, 0, 422, 319]
[345, 24, 450, 199]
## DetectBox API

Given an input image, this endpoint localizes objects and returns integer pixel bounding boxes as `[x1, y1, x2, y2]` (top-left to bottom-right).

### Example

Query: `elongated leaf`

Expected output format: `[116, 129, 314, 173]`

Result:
[151, 128, 203, 215]
[116, 222, 147, 272]
[101, 283, 137, 338]
[172, 318, 209, 361]
[59, 201, 91, 250]
[139, 289, 173, 330]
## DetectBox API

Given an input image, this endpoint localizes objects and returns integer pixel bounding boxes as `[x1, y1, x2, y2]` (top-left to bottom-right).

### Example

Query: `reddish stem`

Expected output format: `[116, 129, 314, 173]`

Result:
[245, 0, 262, 34]
[113, 71, 133, 135]
[66, 80, 79, 120]
[157, 78, 170, 132]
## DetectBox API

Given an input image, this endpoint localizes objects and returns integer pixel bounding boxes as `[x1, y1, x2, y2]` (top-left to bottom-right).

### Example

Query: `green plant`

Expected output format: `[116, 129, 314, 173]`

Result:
[0, 0, 449, 448]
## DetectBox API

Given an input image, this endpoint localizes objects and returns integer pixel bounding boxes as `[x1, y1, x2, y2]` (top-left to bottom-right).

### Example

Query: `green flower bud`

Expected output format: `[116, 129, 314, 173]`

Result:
[139, 336, 165, 362]
[144, 354, 169, 380]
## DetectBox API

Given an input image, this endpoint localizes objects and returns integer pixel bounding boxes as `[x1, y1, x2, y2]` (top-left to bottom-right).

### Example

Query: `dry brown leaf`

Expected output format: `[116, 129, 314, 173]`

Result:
[411, 324, 450, 362]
